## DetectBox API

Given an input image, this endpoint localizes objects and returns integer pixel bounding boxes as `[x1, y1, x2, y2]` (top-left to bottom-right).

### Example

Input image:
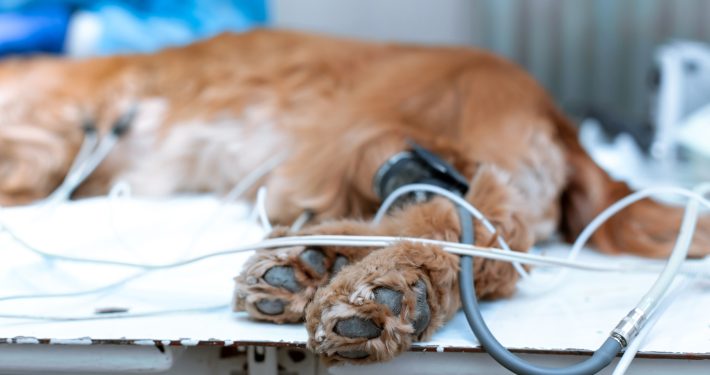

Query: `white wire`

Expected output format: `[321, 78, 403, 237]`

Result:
[2, 177, 709, 328]
[46, 133, 120, 203]
[256, 186, 272, 232]
[178, 152, 286, 258]
[0, 234, 702, 283]
[0, 304, 229, 321]
[611, 184, 710, 374]
[2, 185, 709, 279]
[0, 227, 707, 320]
[1, 231, 708, 323]
[374, 183, 529, 278]
[0, 234, 637, 306]
[64, 129, 99, 182]
[551, 185, 710, 289]
[611, 277, 689, 375]
[290, 211, 313, 231]
[21, 128, 99, 220]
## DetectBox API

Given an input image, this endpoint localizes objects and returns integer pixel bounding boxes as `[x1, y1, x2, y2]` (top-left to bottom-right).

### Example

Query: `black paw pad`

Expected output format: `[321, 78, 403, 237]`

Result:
[411, 280, 431, 336]
[299, 248, 326, 276]
[337, 350, 370, 359]
[331, 255, 349, 275]
[373, 287, 403, 315]
[255, 299, 285, 315]
[263, 266, 302, 292]
[334, 317, 382, 339]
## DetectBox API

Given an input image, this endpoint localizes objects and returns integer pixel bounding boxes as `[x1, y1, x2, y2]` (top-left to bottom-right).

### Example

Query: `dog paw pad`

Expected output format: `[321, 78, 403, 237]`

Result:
[255, 299, 286, 315]
[373, 287, 403, 315]
[263, 266, 302, 292]
[332, 255, 349, 274]
[299, 248, 327, 276]
[334, 317, 382, 339]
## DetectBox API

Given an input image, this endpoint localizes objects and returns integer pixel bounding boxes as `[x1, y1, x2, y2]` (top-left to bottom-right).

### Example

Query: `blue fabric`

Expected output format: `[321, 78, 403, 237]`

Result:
[0, 4, 71, 56]
[0, 0, 268, 56]
[90, 0, 268, 54]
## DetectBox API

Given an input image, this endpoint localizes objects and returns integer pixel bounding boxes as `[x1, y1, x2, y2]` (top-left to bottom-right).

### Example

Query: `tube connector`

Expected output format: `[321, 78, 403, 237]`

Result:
[610, 308, 647, 348]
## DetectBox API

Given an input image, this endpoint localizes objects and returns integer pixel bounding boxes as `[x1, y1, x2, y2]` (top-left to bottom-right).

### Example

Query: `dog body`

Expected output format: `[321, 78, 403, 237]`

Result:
[1, 30, 707, 364]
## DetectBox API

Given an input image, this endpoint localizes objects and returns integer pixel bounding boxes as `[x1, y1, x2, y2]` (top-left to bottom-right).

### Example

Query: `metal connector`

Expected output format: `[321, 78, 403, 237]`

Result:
[610, 308, 647, 348]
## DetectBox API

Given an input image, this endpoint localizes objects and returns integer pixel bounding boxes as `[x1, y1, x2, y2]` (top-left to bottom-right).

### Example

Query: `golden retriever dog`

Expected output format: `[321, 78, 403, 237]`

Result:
[1, 29, 708, 364]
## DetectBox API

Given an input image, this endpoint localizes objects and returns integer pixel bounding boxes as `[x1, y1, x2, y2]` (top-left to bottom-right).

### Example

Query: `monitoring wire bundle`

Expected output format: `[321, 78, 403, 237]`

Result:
[0, 126, 709, 374]
[45, 109, 136, 206]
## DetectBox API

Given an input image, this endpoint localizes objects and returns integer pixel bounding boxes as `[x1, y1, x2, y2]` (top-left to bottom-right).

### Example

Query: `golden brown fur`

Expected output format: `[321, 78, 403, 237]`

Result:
[1, 29, 709, 364]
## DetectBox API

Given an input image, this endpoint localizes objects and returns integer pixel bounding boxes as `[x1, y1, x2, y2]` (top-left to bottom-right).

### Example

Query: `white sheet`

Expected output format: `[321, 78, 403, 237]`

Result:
[0, 196, 708, 356]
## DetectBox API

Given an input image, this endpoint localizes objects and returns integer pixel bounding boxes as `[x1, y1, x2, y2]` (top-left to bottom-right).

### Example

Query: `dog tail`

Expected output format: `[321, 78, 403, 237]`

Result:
[553, 110, 710, 258]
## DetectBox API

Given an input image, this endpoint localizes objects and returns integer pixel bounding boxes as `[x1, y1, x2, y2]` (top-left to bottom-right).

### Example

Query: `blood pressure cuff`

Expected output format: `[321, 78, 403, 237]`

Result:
[373, 141, 469, 202]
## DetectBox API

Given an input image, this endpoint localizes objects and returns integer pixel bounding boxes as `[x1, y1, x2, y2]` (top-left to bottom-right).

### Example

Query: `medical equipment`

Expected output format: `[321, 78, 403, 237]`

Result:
[0, 143, 708, 374]
[652, 41, 710, 162]
[46, 108, 136, 205]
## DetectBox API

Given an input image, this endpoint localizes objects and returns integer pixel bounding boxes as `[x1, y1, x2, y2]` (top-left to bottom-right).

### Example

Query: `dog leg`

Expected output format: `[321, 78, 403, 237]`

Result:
[303, 166, 534, 365]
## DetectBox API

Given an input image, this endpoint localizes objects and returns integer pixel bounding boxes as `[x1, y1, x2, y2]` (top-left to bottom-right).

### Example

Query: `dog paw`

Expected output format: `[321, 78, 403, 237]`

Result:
[233, 226, 368, 323]
[305, 243, 460, 365]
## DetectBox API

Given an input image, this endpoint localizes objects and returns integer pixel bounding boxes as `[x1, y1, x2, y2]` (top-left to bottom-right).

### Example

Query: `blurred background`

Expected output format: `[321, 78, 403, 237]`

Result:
[1, 0, 709, 185]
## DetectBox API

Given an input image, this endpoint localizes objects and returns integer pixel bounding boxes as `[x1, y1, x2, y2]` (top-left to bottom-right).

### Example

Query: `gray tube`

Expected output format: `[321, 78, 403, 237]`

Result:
[456, 207, 621, 375]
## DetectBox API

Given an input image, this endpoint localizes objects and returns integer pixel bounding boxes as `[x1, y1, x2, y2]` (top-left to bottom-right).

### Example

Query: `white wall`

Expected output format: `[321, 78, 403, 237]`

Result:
[271, 0, 477, 46]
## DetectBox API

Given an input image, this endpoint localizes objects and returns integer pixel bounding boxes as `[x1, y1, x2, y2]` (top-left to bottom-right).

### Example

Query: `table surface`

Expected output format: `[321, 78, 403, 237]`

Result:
[1, 196, 709, 359]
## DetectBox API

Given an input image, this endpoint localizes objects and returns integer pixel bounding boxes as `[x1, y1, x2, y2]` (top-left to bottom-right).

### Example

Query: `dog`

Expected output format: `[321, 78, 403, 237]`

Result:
[1, 29, 708, 364]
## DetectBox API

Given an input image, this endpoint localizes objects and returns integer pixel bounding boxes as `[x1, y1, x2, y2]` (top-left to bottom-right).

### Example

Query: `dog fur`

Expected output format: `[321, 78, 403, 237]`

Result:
[1, 29, 708, 364]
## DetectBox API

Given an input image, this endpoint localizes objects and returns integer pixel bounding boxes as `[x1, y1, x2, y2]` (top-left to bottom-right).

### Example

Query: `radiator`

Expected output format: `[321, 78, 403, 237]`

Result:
[468, 0, 710, 122]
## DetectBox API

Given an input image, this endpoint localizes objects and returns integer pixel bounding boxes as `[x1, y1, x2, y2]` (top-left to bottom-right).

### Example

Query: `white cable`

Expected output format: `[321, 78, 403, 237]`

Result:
[374, 183, 529, 278]
[178, 152, 286, 258]
[1, 186, 708, 276]
[64, 127, 99, 181]
[46, 133, 121, 203]
[45, 108, 136, 204]
[610, 184, 710, 375]
[256, 186, 272, 232]
[0, 304, 228, 322]
[290, 211, 313, 231]
[0, 233, 649, 305]
[223, 153, 286, 206]
[0, 234, 697, 280]
[611, 277, 689, 375]
[634, 185, 705, 315]
[0, 238, 616, 312]
[0, 232, 707, 321]
[551, 185, 710, 289]
[24, 127, 98, 219]
[2, 182, 709, 326]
